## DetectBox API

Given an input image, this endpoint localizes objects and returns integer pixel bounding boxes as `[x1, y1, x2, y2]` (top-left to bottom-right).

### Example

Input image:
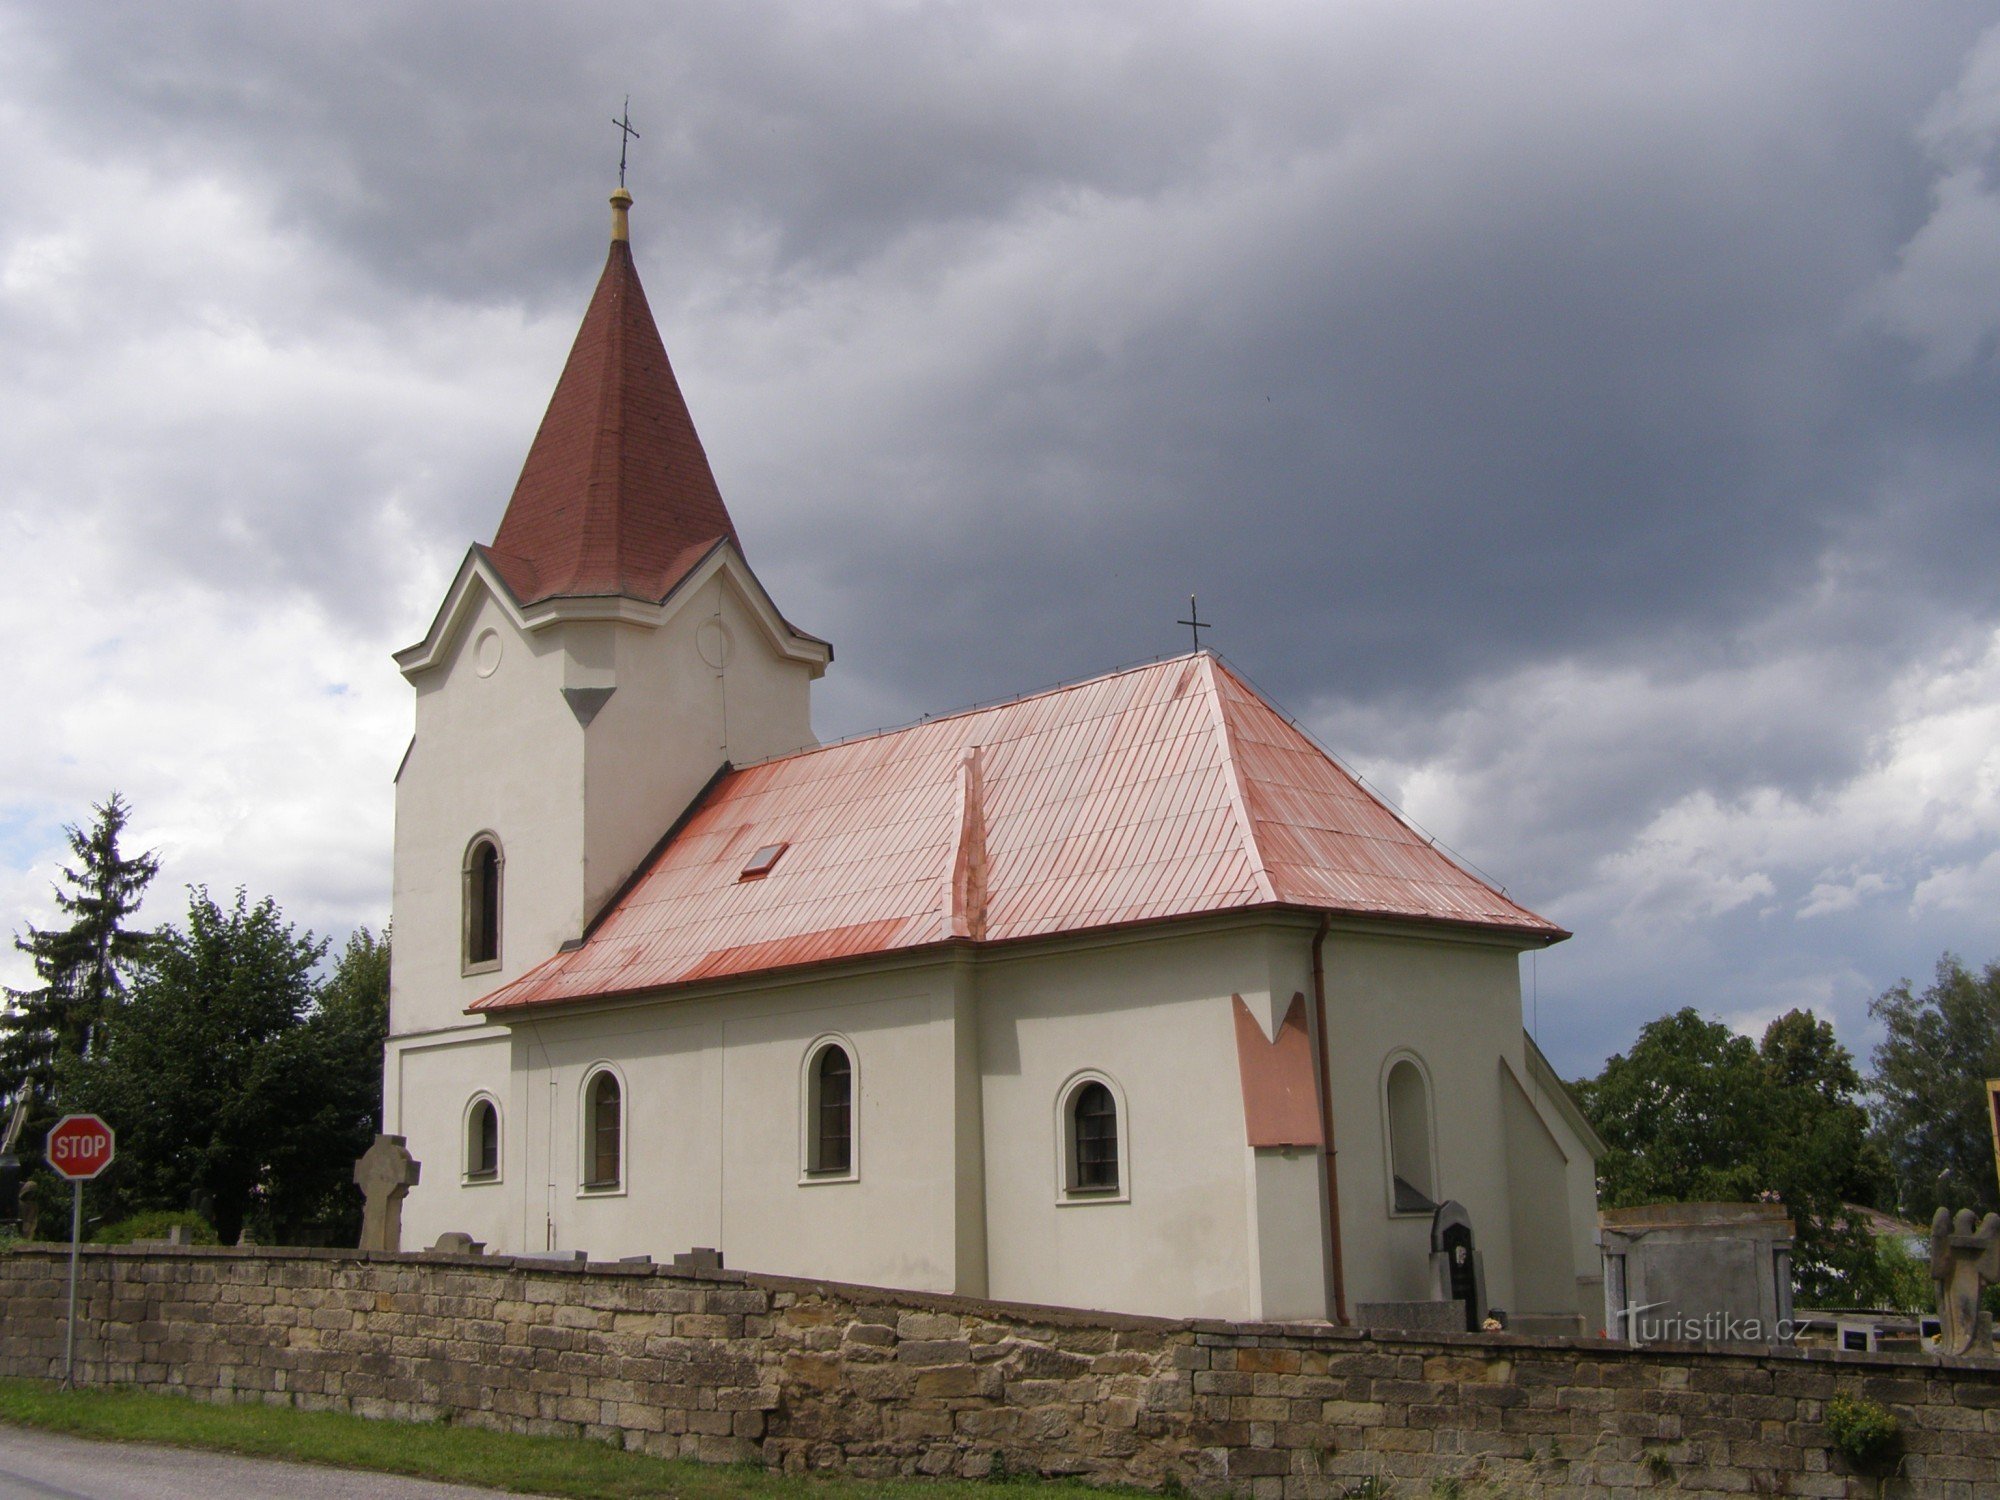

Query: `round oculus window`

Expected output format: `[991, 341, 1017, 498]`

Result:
[696, 618, 733, 669]
[474, 629, 503, 678]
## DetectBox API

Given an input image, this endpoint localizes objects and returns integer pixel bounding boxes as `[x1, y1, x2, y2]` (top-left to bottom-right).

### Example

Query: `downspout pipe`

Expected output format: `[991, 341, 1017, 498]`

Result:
[1311, 914, 1349, 1325]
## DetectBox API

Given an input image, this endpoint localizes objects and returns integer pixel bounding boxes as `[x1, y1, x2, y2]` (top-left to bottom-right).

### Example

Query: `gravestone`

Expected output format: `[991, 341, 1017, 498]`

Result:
[0, 1151, 17, 1224]
[17, 1177, 40, 1241]
[1929, 1207, 2000, 1357]
[1430, 1201, 1486, 1332]
[353, 1134, 421, 1253]
[431, 1231, 485, 1256]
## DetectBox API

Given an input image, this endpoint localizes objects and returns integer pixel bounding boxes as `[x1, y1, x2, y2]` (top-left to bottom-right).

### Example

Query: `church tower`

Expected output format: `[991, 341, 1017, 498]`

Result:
[387, 187, 831, 1044]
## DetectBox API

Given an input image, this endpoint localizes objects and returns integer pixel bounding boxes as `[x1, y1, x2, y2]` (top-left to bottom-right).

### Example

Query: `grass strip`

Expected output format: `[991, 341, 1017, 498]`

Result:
[0, 1378, 1111, 1500]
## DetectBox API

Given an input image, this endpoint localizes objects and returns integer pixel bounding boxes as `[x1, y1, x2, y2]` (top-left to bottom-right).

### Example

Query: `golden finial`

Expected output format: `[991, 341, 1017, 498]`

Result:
[611, 186, 632, 243]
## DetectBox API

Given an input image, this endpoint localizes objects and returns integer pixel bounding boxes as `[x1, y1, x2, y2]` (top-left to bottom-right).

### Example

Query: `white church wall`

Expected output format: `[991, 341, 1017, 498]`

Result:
[391, 583, 584, 1040]
[383, 1029, 515, 1253]
[396, 962, 970, 1290]
[1498, 1056, 1583, 1324]
[1322, 930, 1528, 1317]
[975, 922, 1283, 1322]
[1249, 1147, 1329, 1320]
[1521, 1042, 1609, 1326]
[579, 568, 817, 924]
[717, 985, 959, 1290]
[1564, 1136, 1603, 1324]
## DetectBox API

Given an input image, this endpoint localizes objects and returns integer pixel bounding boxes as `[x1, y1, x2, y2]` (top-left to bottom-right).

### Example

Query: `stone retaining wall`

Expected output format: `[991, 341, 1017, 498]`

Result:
[2, 1246, 1998, 1497]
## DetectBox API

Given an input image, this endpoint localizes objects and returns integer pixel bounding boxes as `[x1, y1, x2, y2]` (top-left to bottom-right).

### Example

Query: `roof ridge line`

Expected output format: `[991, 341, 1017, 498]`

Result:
[1198, 654, 1279, 904]
[729, 649, 1209, 771]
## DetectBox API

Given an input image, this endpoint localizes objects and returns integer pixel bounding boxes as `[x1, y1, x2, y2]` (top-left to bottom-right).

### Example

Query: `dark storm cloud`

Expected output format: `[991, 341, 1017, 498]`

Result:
[20, 2, 1995, 711]
[759, 5, 1999, 725]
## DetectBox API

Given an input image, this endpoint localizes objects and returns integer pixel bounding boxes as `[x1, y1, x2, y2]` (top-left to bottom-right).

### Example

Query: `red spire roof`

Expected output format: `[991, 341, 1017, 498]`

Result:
[487, 192, 739, 606]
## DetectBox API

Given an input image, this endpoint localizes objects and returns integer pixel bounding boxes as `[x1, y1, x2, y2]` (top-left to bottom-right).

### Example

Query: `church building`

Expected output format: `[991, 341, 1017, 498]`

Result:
[383, 188, 1603, 1329]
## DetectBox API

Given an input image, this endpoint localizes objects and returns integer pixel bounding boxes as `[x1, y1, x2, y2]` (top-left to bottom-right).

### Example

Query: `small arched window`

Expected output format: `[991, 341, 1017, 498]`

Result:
[804, 1040, 855, 1178]
[465, 1097, 500, 1182]
[1385, 1056, 1437, 1214]
[1057, 1073, 1127, 1202]
[1071, 1082, 1119, 1193]
[584, 1070, 622, 1191]
[463, 835, 503, 971]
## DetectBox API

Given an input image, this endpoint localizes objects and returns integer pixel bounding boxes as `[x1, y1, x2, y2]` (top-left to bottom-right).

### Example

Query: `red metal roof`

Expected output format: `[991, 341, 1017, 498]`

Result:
[486, 209, 739, 607]
[472, 654, 1564, 1014]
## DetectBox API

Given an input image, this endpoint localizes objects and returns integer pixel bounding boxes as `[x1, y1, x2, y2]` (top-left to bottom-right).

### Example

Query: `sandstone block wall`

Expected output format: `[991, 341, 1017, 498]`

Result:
[2, 1246, 1998, 1497]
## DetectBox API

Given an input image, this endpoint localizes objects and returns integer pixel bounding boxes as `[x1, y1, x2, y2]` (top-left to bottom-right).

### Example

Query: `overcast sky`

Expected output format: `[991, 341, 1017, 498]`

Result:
[4, 1, 1999, 1078]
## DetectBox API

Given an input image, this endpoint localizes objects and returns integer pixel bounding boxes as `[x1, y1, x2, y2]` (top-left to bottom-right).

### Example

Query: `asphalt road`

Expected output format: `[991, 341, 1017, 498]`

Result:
[0, 1425, 542, 1500]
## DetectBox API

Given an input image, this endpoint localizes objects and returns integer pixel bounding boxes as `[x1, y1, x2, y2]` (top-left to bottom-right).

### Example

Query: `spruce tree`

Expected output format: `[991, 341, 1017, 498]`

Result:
[0, 794, 160, 1118]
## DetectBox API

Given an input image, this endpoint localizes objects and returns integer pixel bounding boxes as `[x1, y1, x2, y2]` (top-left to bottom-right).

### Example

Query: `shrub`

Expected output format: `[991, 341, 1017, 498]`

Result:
[1825, 1393, 1901, 1471]
[91, 1210, 219, 1246]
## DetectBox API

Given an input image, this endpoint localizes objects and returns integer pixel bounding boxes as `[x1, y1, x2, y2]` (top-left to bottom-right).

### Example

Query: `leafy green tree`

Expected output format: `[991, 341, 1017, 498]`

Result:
[1757, 1010, 1895, 1302]
[1576, 1009, 1768, 1205]
[1869, 954, 2000, 1218]
[64, 886, 327, 1246]
[260, 927, 389, 1246]
[0, 794, 159, 1118]
[1577, 1006, 1889, 1304]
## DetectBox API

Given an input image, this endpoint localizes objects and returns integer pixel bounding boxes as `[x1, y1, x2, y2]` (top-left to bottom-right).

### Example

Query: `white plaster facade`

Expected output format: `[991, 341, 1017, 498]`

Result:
[387, 663, 1605, 1326]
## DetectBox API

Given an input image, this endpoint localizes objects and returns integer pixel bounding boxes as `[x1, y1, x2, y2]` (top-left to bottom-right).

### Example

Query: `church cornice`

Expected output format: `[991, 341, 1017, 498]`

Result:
[465, 903, 1553, 1030]
[393, 538, 831, 680]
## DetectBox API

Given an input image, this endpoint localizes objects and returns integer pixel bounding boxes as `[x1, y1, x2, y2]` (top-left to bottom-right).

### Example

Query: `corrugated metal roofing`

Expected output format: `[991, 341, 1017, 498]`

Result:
[472, 654, 1563, 1014]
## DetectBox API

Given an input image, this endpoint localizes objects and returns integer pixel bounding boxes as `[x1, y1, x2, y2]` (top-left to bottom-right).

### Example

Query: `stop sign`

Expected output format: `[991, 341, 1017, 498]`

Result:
[45, 1115, 115, 1181]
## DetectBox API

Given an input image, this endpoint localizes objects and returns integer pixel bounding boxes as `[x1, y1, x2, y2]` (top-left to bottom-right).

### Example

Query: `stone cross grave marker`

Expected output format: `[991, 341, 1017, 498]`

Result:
[354, 1134, 421, 1253]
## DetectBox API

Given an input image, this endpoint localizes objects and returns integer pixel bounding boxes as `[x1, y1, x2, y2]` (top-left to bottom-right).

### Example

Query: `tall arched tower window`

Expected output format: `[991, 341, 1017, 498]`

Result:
[463, 834, 503, 972]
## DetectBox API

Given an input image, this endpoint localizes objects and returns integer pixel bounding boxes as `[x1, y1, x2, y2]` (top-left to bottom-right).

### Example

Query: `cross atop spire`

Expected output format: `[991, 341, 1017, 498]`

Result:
[612, 97, 640, 189]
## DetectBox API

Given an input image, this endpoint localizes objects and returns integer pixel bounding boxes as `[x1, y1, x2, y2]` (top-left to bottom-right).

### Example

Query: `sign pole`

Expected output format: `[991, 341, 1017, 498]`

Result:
[45, 1113, 114, 1390]
[62, 1177, 81, 1388]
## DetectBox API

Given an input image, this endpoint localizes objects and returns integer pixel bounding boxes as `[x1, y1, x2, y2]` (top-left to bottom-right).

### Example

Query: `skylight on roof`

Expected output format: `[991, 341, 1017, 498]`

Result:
[739, 842, 788, 880]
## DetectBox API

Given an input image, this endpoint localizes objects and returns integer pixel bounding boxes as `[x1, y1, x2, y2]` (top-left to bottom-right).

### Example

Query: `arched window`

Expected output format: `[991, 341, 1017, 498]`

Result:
[1072, 1082, 1118, 1191]
[803, 1038, 857, 1179]
[1385, 1056, 1437, 1214]
[1057, 1072, 1128, 1202]
[465, 1096, 500, 1182]
[584, 1069, 622, 1191]
[463, 835, 503, 971]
